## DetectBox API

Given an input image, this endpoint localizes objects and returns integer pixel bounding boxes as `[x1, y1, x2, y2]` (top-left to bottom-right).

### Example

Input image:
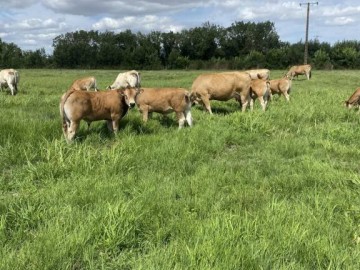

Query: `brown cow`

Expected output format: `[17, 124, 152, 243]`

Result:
[60, 87, 138, 142]
[190, 72, 252, 114]
[70, 76, 98, 91]
[250, 79, 271, 111]
[246, 69, 270, 80]
[344, 87, 360, 111]
[136, 87, 192, 128]
[286, 64, 312, 80]
[269, 75, 292, 102]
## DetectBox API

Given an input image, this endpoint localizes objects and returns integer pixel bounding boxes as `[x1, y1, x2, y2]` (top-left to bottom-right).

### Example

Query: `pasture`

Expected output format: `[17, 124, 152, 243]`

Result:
[0, 69, 360, 269]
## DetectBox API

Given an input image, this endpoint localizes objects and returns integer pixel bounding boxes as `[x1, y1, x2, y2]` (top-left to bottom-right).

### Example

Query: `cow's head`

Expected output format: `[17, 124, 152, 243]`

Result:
[344, 100, 352, 109]
[189, 92, 200, 105]
[121, 87, 138, 108]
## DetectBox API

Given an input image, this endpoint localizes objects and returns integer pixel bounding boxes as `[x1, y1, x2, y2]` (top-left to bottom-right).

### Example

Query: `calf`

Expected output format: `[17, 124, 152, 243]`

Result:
[0, 69, 20, 96]
[249, 79, 271, 111]
[344, 87, 360, 111]
[60, 87, 138, 142]
[107, 70, 141, 90]
[286, 64, 312, 80]
[136, 87, 192, 128]
[246, 69, 270, 80]
[190, 71, 251, 114]
[70, 76, 98, 91]
[269, 75, 292, 102]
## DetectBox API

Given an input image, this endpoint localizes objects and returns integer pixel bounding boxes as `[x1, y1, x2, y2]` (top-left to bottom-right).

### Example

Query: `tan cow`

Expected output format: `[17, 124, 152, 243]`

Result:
[249, 79, 271, 111]
[0, 69, 20, 96]
[107, 70, 141, 90]
[269, 75, 292, 102]
[286, 64, 312, 80]
[60, 87, 138, 142]
[344, 87, 360, 111]
[246, 69, 270, 80]
[136, 87, 192, 129]
[190, 72, 252, 114]
[70, 76, 98, 91]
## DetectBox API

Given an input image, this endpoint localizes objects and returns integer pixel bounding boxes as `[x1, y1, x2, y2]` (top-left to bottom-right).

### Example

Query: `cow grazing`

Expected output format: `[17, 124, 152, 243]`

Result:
[250, 79, 271, 111]
[0, 69, 20, 96]
[190, 72, 252, 114]
[70, 76, 98, 91]
[135, 87, 192, 129]
[344, 87, 360, 111]
[107, 70, 141, 90]
[269, 75, 292, 102]
[286, 64, 312, 80]
[246, 69, 270, 80]
[60, 87, 138, 142]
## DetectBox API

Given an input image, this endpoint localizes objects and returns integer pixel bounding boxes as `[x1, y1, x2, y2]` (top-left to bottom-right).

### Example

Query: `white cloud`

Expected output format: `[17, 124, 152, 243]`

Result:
[325, 16, 355, 26]
[93, 15, 183, 33]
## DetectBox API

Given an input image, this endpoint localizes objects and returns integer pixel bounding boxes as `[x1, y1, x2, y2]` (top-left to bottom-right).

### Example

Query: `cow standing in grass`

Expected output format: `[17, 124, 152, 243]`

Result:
[286, 64, 312, 80]
[135, 87, 193, 129]
[107, 70, 141, 90]
[60, 87, 138, 142]
[190, 72, 252, 114]
[0, 69, 20, 96]
[269, 75, 292, 102]
[249, 79, 271, 111]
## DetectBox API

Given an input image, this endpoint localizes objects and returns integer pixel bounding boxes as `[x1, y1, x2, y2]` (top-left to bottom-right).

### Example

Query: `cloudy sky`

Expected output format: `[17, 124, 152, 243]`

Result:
[1, 0, 360, 54]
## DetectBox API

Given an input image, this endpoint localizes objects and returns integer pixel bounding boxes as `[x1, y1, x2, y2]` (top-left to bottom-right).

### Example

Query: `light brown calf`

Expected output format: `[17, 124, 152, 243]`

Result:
[246, 69, 270, 80]
[60, 87, 138, 142]
[250, 79, 271, 111]
[269, 75, 292, 102]
[70, 76, 98, 91]
[286, 64, 312, 80]
[344, 87, 360, 111]
[136, 87, 192, 128]
[190, 72, 252, 114]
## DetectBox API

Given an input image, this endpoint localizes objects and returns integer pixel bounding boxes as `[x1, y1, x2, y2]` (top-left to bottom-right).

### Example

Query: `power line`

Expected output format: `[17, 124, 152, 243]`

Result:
[300, 2, 318, 64]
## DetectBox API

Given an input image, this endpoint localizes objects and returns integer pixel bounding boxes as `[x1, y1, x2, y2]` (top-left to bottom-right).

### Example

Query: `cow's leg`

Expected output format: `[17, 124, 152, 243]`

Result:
[67, 121, 79, 142]
[249, 98, 254, 111]
[111, 115, 121, 133]
[141, 107, 149, 122]
[200, 95, 212, 114]
[259, 96, 266, 111]
[184, 109, 193, 127]
[239, 94, 250, 112]
[107, 120, 113, 132]
[8, 84, 15, 96]
[284, 92, 290, 102]
[176, 112, 186, 129]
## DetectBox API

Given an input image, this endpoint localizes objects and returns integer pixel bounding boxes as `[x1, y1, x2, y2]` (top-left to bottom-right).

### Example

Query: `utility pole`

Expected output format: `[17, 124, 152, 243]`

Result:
[300, 2, 318, 64]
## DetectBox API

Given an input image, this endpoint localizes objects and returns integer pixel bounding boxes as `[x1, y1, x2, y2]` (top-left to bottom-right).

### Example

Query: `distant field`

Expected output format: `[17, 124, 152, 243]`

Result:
[0, 69, 359, 269]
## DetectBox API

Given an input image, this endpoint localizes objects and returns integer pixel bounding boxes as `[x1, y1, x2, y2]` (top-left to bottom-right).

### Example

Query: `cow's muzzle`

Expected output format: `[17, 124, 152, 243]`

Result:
[129, 102, 136, 108]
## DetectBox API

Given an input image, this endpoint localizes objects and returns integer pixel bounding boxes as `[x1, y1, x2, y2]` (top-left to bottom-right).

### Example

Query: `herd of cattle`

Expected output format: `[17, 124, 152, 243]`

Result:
[0, 64, 358, 142]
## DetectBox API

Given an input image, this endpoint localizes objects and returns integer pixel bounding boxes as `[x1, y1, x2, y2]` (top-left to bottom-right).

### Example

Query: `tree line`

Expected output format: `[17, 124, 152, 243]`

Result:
[1, 21, 360, 70]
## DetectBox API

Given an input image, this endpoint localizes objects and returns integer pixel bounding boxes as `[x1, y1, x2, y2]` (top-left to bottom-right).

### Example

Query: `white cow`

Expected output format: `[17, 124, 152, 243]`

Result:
[0, 69, 20, 95]
[107, 70, 141, 90]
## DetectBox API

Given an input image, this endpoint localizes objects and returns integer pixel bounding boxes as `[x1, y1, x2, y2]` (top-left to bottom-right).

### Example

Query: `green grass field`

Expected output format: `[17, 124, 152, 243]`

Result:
[1, 69, 360, 269]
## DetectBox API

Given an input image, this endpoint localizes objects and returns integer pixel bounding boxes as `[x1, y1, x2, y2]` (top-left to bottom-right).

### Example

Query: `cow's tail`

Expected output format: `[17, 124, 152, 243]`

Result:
[60, 89, 76, 136]
[309, 70, 312, 79]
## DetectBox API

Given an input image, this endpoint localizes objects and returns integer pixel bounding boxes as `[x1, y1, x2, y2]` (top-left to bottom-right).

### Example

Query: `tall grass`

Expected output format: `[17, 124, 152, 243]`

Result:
[0, 69, 359, 269]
